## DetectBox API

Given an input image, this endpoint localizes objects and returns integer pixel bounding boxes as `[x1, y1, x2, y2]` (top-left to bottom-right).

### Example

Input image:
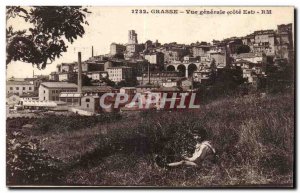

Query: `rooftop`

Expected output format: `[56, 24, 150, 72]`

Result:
[86, 71, 108, 74]
[107, 66, 132, 69]
[41, 82, 78, 88]
[236, 52, 263, 59]
[152, 87, 183, 92]
[136, 85, 160, 88]
[233, 59, 255, 64]
[7, 81, 33, 86]
[82, 86, 114, 92]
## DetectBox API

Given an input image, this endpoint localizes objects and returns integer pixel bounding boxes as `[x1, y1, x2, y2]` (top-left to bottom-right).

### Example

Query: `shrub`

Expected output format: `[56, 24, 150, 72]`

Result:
[7, 131, 63, 185]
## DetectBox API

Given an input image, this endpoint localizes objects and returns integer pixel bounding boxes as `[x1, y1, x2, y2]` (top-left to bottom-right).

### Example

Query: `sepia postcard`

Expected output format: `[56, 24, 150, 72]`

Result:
[6, 6, 295, 188]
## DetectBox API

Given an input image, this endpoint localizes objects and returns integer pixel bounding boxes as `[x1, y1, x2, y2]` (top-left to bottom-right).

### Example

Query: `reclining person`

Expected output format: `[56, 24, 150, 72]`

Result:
[155, 129, 216, 168]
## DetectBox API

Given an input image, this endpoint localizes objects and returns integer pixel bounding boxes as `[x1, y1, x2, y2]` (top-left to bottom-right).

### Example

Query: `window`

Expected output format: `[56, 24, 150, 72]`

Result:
[10, 87, 13, 90]
[29, 87, 32, 90]
[23, 87, 25, 90]
[16, 87, 19, 90]
[86, 98, 90, 102]
[44, 90, 45, 93]
[87, 104, 89, 108]
[44, 97, 45, 100]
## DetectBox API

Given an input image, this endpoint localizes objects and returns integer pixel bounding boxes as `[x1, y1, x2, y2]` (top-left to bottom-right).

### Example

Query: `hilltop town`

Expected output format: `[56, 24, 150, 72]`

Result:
[6, 23, 294, 117]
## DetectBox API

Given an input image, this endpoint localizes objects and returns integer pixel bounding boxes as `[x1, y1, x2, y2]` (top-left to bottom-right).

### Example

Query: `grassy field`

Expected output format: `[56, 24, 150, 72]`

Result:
[7, 92, 294, 187]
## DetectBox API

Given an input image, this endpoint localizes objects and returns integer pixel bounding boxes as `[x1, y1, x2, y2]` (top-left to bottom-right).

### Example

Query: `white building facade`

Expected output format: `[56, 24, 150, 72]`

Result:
[39, 82, 78, 101]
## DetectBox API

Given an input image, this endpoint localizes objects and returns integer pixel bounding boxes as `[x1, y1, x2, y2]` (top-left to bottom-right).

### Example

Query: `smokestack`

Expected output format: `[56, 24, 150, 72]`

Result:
[148, 63, 150, 84]
[78, 52, 82, 94]
[92, 46, 94, 57]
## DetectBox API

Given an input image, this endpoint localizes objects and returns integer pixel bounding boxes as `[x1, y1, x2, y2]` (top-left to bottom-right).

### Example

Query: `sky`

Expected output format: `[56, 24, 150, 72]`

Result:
[6, 6, 294, 78]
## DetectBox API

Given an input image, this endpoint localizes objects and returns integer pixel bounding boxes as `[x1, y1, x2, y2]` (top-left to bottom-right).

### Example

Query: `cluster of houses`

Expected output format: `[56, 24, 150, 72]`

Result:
[6, 73, 196, 116]
[49, 23, 293, 88]
[6, 23, 293, 116]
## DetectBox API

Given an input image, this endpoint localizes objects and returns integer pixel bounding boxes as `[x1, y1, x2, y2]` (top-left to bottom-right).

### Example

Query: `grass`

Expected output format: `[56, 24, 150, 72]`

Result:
[6, 91, 294, 187]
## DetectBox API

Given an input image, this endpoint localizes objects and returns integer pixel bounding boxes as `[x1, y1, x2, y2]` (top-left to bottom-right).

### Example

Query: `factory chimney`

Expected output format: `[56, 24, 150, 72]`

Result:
[148, 62, 150, 84]
[92, 46, 94, 57]
[78, 52, 82, 94]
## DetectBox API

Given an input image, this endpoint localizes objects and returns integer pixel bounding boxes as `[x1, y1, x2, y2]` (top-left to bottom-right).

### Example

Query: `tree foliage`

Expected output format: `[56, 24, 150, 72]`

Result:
[68, 74, 92, 86]
[236, 44, 251, 54]
[101, 77, 116, 87]
[6, 6, 90, 69]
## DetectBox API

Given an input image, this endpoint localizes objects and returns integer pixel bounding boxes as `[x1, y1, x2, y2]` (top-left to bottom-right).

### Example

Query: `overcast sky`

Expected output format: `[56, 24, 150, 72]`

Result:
[6, 6, 294, 78]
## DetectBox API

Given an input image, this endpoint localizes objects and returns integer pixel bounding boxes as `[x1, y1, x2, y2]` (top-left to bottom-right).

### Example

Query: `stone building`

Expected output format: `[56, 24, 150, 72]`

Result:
[144, 52, 164, 65]
[24, 76, 49, 91]
[137, 71, 184, 86]
[193, 68, 213, 83]
[107, 66, 133, 83]
[162, 47, 189, 63]
[49, 72, 59, 81]
[82, 61, 105, 72]
[234, 52, 267, 64]
[162, 80, 178, 88]
[253, 30, 276, 56]
[59, 92, 82, 105]
[58, 72, 77, 82]
[125, 30, 145, 58]
[180, 79, 193, 90]
[110, 43, 126, 55]
[192, 44, 210, 58]
[7, 81, 34, 96]
[80, 95, 100, 114]
[275, 23, 294, 62]
[86, 71, 108, 81]
[126, 44, 144, 58]
[39, 82, 77, 101]
[242, 34, 255, 51]
[210, 51, 227, 69]
[57, 62, 76, 73]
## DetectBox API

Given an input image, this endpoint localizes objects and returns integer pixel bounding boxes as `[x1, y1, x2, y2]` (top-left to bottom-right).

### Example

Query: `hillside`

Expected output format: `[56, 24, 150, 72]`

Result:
[7, 92, 294, 187]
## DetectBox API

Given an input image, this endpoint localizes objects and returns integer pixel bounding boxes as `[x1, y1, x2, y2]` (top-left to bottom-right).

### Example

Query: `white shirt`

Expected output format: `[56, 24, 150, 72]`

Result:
[186, 141, 216, 163]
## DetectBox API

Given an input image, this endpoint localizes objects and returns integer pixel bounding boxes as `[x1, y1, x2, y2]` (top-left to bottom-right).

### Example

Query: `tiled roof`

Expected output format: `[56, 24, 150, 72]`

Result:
[233, 59, 254, 64]
[107, 66, 132, 69]
[41, 82, 78, 88]
[20, 93, 39, 97]
[152, 87, 182, 92]
[82, 86, 113, 92]
[236, 53, 263, 59]
[136, 85, 160, 88]
[6, 81, 33, 85]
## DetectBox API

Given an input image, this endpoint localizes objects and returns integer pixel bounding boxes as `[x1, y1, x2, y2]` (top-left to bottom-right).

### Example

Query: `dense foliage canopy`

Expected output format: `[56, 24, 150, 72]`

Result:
[6, 6, 90, 69]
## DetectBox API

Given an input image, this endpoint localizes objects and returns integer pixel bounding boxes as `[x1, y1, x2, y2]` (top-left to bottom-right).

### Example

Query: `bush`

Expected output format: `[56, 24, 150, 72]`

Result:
[7, 131, 63, 185]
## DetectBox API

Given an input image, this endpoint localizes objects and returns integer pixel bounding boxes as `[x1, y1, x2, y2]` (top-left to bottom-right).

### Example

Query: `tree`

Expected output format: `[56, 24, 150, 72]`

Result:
[101, 78, 116, 87]
[236, 45, 251, 54]
[6, 6, 90, 69]
[117, 78, 138, 87]
[68, 74, 92, 86]
[113, 53, 125, 60]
